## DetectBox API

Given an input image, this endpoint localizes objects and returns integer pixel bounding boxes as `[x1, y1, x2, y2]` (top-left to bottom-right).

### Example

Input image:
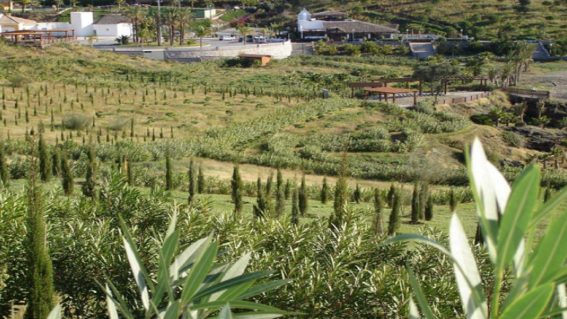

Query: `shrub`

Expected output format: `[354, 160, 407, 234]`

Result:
[393, 139, 567, 319]
[501, 131, 525, 147]
[62, 114, 89, 130]
[106, 117, 130, 131]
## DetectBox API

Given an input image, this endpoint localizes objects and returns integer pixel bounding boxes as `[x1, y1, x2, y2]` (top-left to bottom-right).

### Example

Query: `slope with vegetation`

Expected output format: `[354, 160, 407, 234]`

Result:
[0, 41, 566, 318]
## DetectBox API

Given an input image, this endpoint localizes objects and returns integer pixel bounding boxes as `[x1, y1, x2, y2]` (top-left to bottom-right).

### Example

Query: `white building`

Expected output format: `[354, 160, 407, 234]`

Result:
[71, 11, 93, 37]
[297, 8, 399, 41]
[0, 14, 37, 32]
[0, 11, 133, 39]
[93, 14, 132, 38]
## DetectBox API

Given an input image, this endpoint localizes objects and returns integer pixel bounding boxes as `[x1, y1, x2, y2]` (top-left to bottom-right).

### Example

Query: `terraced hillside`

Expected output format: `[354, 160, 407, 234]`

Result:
[2, 42, 567, 189]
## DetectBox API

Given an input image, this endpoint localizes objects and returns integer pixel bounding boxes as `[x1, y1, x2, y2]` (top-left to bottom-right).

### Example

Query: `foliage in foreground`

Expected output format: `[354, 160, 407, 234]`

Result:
[393, 139, 567, 318]
[104, 213, 292, 318]
[0, 172, 467, 318]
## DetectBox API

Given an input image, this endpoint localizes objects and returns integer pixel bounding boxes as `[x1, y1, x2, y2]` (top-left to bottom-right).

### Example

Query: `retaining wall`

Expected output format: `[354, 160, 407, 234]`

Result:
[110, 40, 293, 62]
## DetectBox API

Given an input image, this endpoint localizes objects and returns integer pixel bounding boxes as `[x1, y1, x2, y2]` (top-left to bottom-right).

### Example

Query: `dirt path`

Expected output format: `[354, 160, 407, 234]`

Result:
[522, 70, 567, 101]
[188, 157, 454, 191]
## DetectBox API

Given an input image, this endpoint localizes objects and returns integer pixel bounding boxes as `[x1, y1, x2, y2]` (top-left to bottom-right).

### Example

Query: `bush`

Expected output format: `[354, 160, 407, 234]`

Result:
[342, 44, 361, 56]
[62, 114, 89, 130]
[106, 117, 130, 131]
[501, 130, 525, 147]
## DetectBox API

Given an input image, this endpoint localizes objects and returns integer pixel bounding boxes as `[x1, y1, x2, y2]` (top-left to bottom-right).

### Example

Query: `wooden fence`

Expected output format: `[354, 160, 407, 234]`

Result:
[435, 92, 491, 105]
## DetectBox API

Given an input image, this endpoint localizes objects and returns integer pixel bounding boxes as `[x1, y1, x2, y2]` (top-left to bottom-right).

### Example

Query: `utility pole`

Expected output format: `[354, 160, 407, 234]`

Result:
[157, 0, 162, 46]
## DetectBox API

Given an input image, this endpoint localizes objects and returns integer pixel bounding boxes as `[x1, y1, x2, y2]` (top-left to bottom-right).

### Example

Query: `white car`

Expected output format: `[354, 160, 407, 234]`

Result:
[219, 35, 236, 41]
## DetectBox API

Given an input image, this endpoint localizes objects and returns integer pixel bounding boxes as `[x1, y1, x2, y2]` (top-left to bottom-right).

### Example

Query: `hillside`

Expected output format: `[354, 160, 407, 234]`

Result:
[2, 42, 559, 188]
[1, 36, 567, 319]
[291, 0, 567, 40]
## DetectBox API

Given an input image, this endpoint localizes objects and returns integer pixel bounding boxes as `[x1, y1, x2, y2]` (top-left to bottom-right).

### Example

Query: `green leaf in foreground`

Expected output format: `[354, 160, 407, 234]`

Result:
[499, 283, 555, 319]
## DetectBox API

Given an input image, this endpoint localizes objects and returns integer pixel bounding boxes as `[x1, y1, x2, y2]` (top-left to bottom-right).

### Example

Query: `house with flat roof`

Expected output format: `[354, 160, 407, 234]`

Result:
[93, 14, 132, 38]
[1, 12, 133, 42]
[297, 8, 399, 41]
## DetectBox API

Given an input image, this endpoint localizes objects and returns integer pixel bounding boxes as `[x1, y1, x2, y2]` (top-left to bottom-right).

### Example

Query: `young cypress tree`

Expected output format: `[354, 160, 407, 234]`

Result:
[291, 188, 299, 225]
[330, 156, 348, 228]
[353, 183, 362, 203]
[0, 141, 8, 186]
[231, 165, 243, 216]
[373, 188, 384, 235]
[387, 184, 396, 208]
[253, 177, 267, 219]
[130, 118, 135, 138]
[298, 174, 308, 216]
[275, 168, 285, 217]
[284, 179, 291, 200]
[60, 151, 74, 196]
[410, 183, 420, 224]
[388, 190, 401, 235]
[50, 147, 60, 177]
[543, 187, 552, 203]
[197, 165, 205, 193]
[419, 183, 429, 220]
[81, 145, 96, 198]
[165, 154, 173, 191]
[25, 169, 55, 319]
[320, 177, 329, 204]
[38, 134, 50, 182]
[126, 158, 133, 186]
[474, 223, 484, 245]
[187, 159, 195, 204]
[265, 172, 274, 197]
[449, 188, 458, 212]
[424, 195, 434, 221]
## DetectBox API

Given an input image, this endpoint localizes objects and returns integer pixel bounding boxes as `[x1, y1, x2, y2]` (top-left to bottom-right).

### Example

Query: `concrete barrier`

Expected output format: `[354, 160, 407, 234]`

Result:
[110, 40, 293, 62]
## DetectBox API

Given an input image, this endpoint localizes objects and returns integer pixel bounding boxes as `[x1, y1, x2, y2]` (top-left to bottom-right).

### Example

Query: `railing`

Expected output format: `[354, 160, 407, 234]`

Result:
[503, 88, 550, 99]
[435, 92, 491, 105]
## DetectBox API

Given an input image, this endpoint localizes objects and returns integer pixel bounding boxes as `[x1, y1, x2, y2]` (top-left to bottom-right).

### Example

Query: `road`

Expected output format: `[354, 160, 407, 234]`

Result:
[89, 37, 280, 50]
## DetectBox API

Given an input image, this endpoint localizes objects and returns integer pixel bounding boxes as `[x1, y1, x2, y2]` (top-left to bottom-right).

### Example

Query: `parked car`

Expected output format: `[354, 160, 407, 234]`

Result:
[219, 35, 236, 41]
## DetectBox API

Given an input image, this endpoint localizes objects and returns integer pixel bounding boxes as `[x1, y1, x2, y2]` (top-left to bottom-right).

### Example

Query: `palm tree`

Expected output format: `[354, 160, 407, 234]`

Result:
[237, 24, 252, 45]
[194, 22, 211, 50]
[115, 0, 125, 10]
[19, 0, 35, 13]
[137, 15, 153, 46]
[178, 8, 192, 45]
[164, 7, 179, 46]
[129, 6, 145, 43]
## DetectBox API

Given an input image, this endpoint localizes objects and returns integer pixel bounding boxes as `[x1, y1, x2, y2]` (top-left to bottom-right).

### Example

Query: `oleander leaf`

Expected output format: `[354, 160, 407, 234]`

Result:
[449, 214, 487, 319]
[499, 283, 554, 319]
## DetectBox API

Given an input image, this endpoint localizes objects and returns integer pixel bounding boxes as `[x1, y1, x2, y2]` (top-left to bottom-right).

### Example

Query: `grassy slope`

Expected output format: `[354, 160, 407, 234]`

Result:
[1, 43, 565, 237]
[298, 0, 567, 39]
[0, 43, 554, 176]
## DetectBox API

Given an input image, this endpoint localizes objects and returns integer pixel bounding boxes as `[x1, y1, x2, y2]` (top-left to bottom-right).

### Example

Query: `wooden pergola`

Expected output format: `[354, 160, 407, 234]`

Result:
[350, 77, 424, 97]
[441, 76, 490, 94]
[363, 87, 419, 106]
[0, 29, 75, 48]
